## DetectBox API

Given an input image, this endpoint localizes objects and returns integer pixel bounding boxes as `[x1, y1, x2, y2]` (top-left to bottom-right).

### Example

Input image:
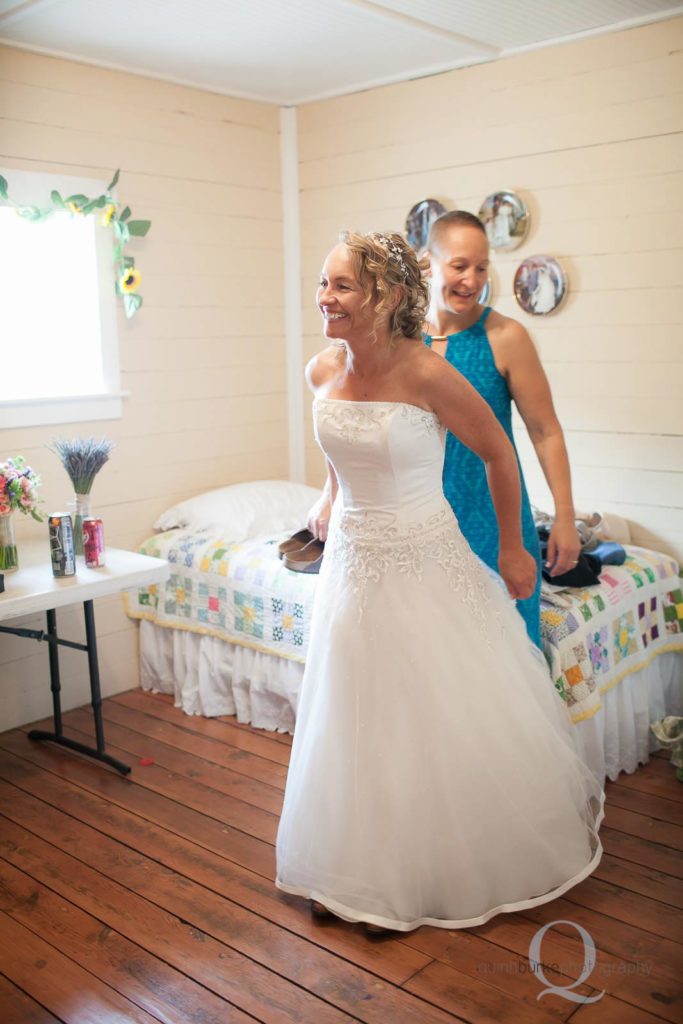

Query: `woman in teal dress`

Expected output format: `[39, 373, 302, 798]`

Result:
[423, 211, 580, 647]
[424, 306, 542, 645]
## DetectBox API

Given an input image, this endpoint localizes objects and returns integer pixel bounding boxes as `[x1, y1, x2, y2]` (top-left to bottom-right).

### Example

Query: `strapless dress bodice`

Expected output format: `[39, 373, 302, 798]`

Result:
[313, 398, 447, 526]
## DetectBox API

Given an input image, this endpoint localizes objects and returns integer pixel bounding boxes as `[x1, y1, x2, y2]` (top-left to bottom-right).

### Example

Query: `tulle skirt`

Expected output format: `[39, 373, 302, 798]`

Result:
[275, 513, 604, 932]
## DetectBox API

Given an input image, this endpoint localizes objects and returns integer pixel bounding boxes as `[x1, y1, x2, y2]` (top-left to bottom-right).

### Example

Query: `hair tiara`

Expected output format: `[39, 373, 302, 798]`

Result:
[374, 233, 409, 280]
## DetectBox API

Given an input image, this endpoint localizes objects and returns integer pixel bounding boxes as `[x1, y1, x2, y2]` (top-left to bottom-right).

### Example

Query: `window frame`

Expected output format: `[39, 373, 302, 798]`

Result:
[0, 168, 127, 429]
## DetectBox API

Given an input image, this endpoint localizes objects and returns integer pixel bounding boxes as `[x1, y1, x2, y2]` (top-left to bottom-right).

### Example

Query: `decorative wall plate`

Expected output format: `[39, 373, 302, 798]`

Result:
[405, 198, 447, 253]
[478, 190, 529, 252]
[513, 255, 567, 316]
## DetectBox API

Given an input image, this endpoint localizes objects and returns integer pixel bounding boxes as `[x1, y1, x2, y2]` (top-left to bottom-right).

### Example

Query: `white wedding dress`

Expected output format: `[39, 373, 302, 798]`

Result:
[275, 399, 605, 932]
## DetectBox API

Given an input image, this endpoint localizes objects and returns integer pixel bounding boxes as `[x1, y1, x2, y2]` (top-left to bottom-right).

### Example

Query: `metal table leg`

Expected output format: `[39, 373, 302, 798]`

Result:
[26, 601, 131, 775]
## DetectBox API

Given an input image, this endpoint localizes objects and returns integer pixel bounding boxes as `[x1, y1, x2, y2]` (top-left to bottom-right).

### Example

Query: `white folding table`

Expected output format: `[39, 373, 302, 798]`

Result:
[0, 541, 168, 774]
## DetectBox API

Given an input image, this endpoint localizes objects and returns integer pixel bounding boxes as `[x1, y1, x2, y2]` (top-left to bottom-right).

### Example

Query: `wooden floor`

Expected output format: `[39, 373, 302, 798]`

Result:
[0, 690, 681, 1024]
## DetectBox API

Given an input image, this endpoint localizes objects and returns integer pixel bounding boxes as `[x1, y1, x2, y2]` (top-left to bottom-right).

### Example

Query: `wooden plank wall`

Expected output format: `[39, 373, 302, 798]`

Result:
[297, 18, 683, 561]
[0, 46, 286, 728]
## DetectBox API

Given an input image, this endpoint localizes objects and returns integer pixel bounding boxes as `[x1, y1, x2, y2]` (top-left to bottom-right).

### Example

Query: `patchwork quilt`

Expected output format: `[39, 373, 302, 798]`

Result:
[126, 532, 683, 723]
[541, 546, 683, 723]
[126, 528, 318, 663]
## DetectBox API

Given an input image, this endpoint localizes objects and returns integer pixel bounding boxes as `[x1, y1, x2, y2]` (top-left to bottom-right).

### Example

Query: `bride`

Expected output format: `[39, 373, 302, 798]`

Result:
[275, 231, 604, 934]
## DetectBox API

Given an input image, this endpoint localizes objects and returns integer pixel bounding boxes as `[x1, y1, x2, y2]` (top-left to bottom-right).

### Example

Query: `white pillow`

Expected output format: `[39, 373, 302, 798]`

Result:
[153, 480, 321, 540]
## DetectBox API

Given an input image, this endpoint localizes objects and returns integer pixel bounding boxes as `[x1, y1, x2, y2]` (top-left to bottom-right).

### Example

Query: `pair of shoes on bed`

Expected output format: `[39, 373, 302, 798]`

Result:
[309, 901, 393, 935]
[279, 529, 324, 573]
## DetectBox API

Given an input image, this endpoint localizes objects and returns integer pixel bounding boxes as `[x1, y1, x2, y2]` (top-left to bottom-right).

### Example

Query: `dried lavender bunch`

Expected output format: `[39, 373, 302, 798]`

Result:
[49, 437, 115, 494]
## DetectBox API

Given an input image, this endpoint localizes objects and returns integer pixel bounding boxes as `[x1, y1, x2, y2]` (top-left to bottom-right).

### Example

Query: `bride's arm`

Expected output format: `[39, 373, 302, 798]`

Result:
[305, 348, 339, 541]
[424, 358, 537, 600]
[308, 461, 338, 541]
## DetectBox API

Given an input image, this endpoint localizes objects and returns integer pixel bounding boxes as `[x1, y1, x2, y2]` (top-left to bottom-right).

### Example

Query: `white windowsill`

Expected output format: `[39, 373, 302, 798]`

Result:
[0, 391, 130, 428]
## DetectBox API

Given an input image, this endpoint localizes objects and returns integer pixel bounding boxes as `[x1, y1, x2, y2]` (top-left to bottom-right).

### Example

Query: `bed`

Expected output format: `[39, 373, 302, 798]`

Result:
[125, 481, 683, 783]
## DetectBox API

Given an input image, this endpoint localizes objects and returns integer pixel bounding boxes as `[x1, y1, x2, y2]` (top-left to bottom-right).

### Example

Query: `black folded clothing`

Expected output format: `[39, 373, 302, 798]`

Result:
[537, 526, 602, 588]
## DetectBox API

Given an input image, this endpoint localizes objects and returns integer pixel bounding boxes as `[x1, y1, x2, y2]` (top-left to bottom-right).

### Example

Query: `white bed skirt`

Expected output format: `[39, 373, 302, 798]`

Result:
[140, 620, 301, 733]
[570, 651, 682, 781]
[139, 620, 683, 781]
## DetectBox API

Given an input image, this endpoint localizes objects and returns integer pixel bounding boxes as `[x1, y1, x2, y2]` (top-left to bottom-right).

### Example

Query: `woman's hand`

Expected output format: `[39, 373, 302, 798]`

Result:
[498, 545, 538, 600]
[545, 520, 581, 577]
[307, 493, 332, 541]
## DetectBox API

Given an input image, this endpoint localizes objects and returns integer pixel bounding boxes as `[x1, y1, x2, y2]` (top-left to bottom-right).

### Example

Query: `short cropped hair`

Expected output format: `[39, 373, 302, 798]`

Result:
[427, 210, 487, 253]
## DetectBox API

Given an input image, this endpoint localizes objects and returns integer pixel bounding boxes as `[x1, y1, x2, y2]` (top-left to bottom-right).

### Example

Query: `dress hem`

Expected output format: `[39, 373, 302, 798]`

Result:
[275, 794, 606, 933]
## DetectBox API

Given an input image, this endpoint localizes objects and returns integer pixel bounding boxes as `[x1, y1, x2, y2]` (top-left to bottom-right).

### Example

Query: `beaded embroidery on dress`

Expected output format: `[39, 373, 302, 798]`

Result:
[275, 399, 604, 932]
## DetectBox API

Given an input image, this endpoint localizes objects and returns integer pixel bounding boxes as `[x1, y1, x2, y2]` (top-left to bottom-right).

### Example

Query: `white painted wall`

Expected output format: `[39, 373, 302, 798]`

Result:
[0, 46, 287, 729]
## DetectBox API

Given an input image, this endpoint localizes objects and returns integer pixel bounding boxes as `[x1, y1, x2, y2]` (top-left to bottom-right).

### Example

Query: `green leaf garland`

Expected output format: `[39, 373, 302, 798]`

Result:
[0, 168, 150, 318]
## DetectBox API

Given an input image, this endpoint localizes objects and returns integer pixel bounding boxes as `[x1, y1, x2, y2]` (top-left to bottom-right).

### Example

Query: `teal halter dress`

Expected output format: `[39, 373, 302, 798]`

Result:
[425, 307, 542, 648]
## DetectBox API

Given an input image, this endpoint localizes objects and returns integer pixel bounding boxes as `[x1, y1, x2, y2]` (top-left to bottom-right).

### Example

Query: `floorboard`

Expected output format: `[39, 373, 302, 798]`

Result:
[0, 690, 680, 1024]
[0, 974, 63, 1024]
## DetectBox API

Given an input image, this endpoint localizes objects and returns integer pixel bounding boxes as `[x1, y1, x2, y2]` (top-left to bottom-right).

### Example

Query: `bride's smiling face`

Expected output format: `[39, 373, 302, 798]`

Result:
[317, 244, 380, 341]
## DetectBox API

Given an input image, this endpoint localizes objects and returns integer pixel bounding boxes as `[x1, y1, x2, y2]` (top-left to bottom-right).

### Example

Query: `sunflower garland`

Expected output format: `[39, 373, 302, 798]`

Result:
[120, 267, 142, 293]
[0, 169, 150, 319]
[101, 203, 117, 227]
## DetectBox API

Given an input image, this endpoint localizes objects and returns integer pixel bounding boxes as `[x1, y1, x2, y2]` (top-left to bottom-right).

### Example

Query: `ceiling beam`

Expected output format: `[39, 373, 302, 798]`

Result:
[0, 0, 63, 28]
[343, 0, 501, 55]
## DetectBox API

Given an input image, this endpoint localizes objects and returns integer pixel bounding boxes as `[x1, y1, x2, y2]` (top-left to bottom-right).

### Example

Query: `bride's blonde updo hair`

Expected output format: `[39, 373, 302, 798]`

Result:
[340, 230, 429, 344]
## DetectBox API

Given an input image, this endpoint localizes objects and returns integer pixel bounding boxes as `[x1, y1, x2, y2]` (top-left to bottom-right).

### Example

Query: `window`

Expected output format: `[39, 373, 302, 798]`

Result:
[0, 170, 125, 428]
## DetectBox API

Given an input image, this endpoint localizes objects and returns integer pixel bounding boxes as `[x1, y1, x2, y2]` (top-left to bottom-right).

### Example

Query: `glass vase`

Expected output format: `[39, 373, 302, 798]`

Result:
[0, 511, 19, 573]
[72, 493, 91, 556]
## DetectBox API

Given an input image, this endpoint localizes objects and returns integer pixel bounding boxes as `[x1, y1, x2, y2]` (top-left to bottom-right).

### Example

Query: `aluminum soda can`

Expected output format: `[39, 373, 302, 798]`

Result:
[82, 516, 105, 568]
[49, 513, 76, 577]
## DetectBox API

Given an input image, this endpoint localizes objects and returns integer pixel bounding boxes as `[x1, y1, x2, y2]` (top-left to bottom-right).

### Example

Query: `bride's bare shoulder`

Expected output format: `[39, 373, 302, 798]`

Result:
[305, 345, 343, 392]
[404, 341, 449, 385]
[394, 341, 455, 409]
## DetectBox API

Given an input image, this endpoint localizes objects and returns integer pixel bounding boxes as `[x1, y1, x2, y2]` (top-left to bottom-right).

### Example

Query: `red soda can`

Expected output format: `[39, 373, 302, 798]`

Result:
[82, 517, 105, 568]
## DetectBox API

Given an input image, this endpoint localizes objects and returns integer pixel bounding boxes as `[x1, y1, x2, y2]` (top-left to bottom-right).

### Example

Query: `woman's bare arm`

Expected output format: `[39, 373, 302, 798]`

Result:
[305, 349, 340, 540]
[498, 321, 580, 575]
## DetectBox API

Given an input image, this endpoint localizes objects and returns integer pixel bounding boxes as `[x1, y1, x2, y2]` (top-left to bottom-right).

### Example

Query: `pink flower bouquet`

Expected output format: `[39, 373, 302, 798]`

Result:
[0, 456, 43, 520]
[0, 456, 43, 572]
